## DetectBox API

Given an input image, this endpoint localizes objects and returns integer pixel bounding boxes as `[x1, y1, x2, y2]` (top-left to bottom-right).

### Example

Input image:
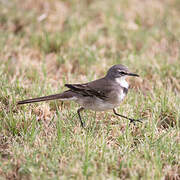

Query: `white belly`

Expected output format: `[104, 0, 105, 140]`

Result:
[82, 98, 118, 111]
[75, 90, 126, 111]
[118, 89, 126, 102]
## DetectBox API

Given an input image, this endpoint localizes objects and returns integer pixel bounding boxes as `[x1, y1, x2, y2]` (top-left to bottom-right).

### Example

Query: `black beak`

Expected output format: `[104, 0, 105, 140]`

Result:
[127, 73, 139, 77]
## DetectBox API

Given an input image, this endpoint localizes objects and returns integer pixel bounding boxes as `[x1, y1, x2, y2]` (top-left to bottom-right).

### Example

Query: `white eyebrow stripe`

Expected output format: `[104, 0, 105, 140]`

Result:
[117, 69, 125, 73]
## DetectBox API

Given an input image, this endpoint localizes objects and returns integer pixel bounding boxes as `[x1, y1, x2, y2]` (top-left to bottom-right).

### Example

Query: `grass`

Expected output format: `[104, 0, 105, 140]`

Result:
[0, 0, 180, 179]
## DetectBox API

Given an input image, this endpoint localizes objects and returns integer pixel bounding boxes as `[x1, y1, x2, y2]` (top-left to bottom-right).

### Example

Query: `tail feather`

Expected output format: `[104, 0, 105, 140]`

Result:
[17, 90, 75, 105]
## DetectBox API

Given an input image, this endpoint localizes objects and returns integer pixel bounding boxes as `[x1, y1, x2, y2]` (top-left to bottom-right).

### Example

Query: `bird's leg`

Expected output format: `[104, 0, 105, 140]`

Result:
[77, 107, 85, 127]
[113, 108, 143, 124]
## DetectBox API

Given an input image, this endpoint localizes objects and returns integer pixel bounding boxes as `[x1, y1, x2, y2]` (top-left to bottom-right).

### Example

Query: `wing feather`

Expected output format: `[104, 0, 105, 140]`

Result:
[65, 78, 109, 99]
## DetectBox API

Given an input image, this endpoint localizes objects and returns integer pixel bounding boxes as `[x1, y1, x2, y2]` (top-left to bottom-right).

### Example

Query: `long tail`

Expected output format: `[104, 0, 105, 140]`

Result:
[17, 90, 75, 105]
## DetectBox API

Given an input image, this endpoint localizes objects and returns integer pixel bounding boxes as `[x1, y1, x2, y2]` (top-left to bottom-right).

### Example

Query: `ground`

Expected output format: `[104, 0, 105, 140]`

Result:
[0, 0, 179, 179]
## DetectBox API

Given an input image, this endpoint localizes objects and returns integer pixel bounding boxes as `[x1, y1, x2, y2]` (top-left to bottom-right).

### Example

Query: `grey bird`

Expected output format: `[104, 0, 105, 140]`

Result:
[17, 64, 143, 127]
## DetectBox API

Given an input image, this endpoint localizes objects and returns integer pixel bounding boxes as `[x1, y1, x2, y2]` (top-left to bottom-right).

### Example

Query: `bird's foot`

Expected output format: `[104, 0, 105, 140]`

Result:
[129, 118, 144, 125]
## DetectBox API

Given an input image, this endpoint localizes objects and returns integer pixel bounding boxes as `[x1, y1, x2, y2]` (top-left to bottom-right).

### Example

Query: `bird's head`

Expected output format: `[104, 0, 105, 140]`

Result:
[106, 64, 139, 79]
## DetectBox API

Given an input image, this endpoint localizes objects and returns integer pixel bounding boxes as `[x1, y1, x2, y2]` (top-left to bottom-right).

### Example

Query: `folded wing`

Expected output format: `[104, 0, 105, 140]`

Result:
[65, 78, 112, 100]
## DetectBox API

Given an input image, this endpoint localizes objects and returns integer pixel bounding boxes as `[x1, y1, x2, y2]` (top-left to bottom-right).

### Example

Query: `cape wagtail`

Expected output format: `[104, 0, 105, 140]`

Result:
[17, 64, 143, 127]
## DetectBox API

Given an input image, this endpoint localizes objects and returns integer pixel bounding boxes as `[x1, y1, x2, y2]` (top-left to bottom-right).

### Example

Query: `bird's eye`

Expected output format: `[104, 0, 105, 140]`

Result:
[117, 70, 126, 75]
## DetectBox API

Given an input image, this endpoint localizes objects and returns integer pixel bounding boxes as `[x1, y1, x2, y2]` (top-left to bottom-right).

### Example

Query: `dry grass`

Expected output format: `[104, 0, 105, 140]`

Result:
[0, 0, 180, 179]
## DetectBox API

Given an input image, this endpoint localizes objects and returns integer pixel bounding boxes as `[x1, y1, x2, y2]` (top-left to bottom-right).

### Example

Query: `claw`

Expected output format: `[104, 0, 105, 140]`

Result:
[129, 118, 145, 124]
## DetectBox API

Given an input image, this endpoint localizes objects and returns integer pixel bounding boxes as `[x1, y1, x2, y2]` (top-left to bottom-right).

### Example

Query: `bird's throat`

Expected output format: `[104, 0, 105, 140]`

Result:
[115, 77, 129, 89]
